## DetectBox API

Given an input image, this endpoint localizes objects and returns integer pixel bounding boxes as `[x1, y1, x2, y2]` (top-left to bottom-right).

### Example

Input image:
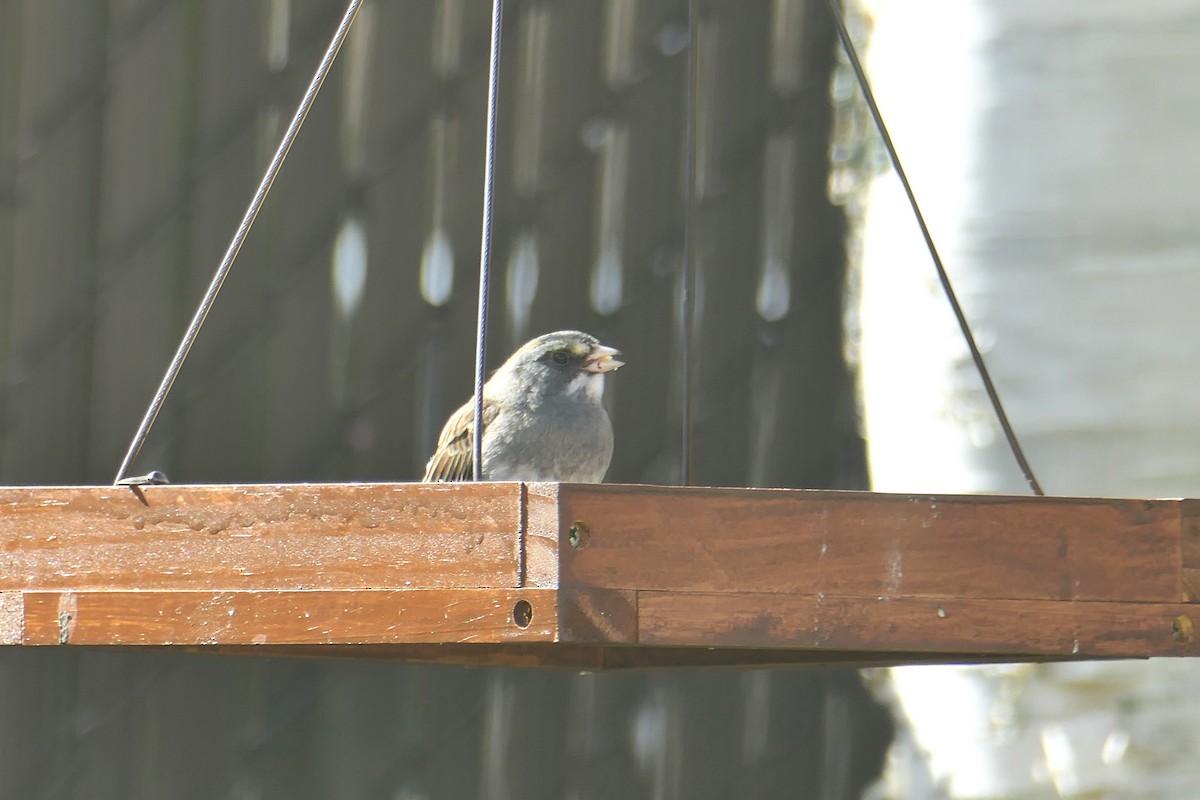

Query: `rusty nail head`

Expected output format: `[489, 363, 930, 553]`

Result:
[567, 521, 590, 549]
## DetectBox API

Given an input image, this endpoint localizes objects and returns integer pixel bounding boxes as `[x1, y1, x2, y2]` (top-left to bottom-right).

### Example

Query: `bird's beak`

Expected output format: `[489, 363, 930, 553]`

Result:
[583, 344, 623, 374]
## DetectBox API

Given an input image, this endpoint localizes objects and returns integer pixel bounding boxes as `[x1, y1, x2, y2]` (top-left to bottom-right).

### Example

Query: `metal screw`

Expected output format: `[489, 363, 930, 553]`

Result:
[567, 521, 590, 549]
[1174, 614, 1194, 643]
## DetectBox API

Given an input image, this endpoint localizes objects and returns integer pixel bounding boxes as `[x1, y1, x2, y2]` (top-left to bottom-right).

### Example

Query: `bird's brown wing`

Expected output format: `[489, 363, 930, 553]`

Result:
[422, 399, 501, 482]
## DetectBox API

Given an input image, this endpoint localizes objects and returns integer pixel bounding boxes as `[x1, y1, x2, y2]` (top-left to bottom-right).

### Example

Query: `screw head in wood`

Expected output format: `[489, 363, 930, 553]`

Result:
[567, 521, 590, 549]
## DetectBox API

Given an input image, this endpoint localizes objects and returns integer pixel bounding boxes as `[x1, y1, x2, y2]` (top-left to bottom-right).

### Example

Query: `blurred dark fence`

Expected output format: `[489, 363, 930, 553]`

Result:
[0, 0, 890, 797]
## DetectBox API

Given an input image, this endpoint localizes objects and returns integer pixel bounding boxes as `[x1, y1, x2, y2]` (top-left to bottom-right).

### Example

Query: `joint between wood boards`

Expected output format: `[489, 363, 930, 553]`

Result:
[1180, 500, 1200, 601]
[57, 592, 78, 644]
[521, 482, 562, 588]
[556, 588, 638, 644]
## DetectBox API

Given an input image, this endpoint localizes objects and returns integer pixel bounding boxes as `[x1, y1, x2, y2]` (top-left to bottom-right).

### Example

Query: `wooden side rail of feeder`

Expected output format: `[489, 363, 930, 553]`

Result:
[0, 483, 1197, 669]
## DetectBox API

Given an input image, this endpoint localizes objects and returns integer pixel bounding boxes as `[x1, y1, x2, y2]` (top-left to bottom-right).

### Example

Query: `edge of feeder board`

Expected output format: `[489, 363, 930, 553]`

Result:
[0, 482, 1195, 668]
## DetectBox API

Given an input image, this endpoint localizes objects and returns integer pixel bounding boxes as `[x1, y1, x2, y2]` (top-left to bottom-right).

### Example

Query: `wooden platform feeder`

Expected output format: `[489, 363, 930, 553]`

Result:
[1, 483, 1196, 669]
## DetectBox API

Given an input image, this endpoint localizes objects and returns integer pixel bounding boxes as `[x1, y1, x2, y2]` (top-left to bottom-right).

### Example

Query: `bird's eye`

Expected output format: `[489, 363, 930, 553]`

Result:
[551, 350, 571, 366]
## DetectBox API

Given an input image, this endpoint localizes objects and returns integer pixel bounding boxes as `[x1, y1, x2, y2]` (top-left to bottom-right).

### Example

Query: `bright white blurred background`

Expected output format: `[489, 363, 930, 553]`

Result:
[857, 0, 1200, 797]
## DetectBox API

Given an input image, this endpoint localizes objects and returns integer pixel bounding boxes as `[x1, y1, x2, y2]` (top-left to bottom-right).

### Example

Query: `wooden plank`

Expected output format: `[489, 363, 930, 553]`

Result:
[559, 485, 1184, 602]
[0, 482, 1194, 665]
[636, 592, 1200, 659]
[183, 643, 1061, 670]
[557, 588, 637, 643]
[0, 483, 524, 590]
[1180, 499, 1200, 600]
[524, 482, 561, 587]
[20, 588, 555, 646]
[0, 592, 19, 645]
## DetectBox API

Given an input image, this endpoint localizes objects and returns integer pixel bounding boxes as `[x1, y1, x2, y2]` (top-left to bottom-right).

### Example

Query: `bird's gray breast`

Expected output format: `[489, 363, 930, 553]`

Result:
[481, 395, 614, 482]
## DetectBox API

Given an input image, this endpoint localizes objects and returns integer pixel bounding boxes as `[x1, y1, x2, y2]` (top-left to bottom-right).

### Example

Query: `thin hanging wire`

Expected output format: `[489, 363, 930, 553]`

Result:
[113, 0, 364, 484]
[680, 0, 698, 486]
[824, 0, 1044, 496]
[473, 0, 505, 481]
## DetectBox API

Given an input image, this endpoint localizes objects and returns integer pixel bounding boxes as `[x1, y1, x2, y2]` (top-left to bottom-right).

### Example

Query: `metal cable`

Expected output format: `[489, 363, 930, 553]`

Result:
[681, 0, 698, 486]
[472, 0, 505, 481]
[824, 0, 1044, 496]
[112, 0, 363, 484]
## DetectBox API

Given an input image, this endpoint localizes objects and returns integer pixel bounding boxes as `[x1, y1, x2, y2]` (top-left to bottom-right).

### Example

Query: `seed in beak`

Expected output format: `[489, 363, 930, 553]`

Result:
[583, 345, 624, 374]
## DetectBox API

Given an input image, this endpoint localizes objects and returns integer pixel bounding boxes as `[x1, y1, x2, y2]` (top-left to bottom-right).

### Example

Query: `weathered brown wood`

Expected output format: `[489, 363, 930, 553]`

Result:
[0, 482, 1194, 666]
[557, 589, 638, 643]
[183, 643, 1068, 670]
[19, 589, 555, 645]
[0, 483, 524, 590]
[0, 592, 19, 645]
[1180, 500, 1200, 600]
[523, 482, 561, 587]
[559, 485, 1183, 602]
[636, 592, 1200, 658]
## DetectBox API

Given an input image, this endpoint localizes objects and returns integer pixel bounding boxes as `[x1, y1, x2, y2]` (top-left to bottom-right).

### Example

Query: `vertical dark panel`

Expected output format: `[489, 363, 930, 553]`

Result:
[331, 1, 441, 481]
[395, 664, 491, 799]
[0, 5, 109, 791]
[255, 0, 344, 480]
[169, 0, 271, 481]
[88, 0, 195, 482]
[756, 2, 866, 490]
[423, 0, 508, 474]
[0, 1, 21, 461]
[506, 0, 605, 339]
[599, 1, 691, 484]
[560, 671, 648, 799]
[0, 1, 891, 798]
[687, 1, 773, 488]
[1, 1, 108, 483]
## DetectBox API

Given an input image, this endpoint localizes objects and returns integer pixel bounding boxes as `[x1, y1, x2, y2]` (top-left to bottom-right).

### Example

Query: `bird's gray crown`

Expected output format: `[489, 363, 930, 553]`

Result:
[494, 331, 607, 403]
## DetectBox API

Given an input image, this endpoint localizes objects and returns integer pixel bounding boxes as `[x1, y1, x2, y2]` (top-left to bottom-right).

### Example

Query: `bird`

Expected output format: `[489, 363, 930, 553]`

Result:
[423, 330, 623, 483]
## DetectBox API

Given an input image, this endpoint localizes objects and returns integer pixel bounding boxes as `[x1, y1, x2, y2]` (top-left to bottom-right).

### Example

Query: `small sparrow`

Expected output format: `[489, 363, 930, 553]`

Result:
[423, 331, 623, 482]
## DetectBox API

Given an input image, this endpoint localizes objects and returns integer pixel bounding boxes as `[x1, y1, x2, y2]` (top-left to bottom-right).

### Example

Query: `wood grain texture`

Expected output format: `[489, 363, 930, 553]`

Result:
[1181, 499, 1200, 600]
[559, 485, 1184, 602]
[1183, 569, 1200, 603]
[636, 592, 1200, 658]
[0, 592, 20, 645]
[524, 482, 561, 588]
[20, 589, 555, 645]
[0, 483, 524, 591]
[557, 589, 637, 643]
[0, 483, 1195, 664]
[182, 644, 1060, 670]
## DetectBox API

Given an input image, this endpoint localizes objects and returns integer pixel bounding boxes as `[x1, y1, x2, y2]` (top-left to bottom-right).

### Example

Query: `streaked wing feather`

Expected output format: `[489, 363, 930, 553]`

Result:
[422, 399, 500, 482]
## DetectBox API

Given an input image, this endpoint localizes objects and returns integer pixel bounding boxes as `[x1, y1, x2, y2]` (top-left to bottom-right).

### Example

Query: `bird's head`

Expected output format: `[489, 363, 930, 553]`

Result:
[494, 330, 623, 403]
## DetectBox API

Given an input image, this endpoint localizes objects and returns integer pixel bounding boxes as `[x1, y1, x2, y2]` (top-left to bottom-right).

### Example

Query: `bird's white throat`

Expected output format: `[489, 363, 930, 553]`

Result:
[566, 371, 605, 401]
